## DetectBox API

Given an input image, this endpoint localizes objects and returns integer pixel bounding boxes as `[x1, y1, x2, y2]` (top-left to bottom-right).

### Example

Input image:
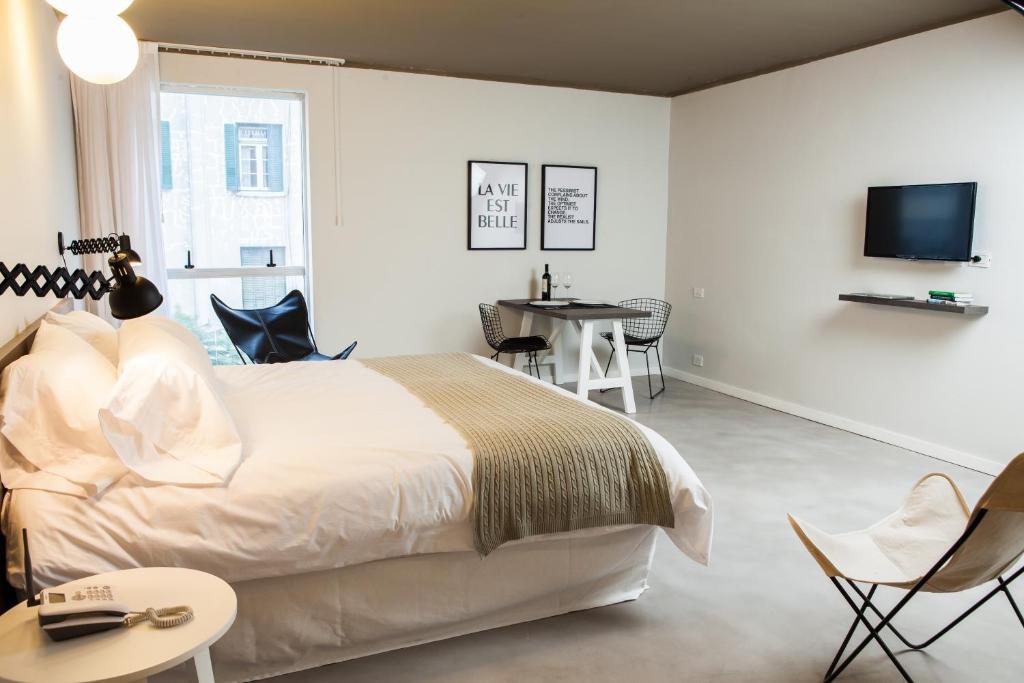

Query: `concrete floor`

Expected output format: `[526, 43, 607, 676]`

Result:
[278, 377, 1021, 683]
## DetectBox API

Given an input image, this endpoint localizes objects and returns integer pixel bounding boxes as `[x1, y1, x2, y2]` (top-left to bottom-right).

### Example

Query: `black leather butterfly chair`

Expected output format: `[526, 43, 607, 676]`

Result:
[210, 290, 356, 364]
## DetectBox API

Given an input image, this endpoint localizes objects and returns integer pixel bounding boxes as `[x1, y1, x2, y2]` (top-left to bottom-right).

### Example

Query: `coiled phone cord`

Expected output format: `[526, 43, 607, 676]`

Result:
[124, 605, 194, 628]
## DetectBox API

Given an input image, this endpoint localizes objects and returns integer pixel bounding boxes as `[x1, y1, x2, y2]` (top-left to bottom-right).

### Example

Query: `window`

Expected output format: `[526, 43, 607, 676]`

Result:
[225, 123, 283, 193]
[160, 121, 172, 190]
[240, 246, 286, 308]
[160, 88, 308, 363]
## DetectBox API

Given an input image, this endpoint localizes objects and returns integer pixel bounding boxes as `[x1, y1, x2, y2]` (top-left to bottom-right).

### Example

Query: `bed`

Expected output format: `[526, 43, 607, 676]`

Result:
[0, 305, 712, 683]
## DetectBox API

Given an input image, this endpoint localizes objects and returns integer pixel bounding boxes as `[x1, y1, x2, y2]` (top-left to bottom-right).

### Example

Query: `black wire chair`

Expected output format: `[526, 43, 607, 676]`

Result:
[478, 303, 550, 379]
[210, 289, 357, 364]
[599, 297, 671, 399]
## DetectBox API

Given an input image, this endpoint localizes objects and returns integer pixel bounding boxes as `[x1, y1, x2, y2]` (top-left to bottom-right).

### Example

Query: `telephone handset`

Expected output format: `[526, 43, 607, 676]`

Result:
[22, 529, 194, 642]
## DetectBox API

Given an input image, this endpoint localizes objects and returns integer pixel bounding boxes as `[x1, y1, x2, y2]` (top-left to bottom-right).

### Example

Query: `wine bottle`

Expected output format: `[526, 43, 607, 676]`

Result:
[541, 264, 551, 301]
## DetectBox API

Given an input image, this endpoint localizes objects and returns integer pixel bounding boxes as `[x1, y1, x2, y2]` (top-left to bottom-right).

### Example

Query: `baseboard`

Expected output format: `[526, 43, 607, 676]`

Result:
[662, 367, 1002, 476]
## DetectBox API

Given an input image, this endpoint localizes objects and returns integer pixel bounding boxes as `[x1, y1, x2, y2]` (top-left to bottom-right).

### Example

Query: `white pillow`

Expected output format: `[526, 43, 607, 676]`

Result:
[44, 310, 118, 366]
[99, 316, 243, 486]
[0, 435, 92, 498]
[0, 321, 127, 496]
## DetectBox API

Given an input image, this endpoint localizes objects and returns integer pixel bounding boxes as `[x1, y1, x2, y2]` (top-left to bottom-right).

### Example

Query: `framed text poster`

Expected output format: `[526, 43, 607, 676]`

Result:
[467, 160, 528, 250]
[541, 165, 597, 251]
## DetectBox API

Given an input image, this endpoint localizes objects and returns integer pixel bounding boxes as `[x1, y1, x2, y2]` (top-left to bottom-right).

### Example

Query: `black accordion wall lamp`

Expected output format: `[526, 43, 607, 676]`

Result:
[0, 231, 163, 320]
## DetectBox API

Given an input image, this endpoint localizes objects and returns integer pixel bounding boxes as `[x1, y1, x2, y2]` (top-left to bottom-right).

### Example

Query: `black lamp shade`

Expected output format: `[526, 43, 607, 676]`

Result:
[118, 234, 143, 266]
[1007, 0, 1024, 15]
[107, 253, 163, 319]
[108, 276, 163, 319]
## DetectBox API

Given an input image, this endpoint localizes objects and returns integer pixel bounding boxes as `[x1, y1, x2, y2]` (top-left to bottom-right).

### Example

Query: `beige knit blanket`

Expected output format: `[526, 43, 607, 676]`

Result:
[362, 353, 675, 555]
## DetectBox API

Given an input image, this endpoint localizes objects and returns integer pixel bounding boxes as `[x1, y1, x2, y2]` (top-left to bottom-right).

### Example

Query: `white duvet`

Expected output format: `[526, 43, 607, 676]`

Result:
[2, 356, 712, 590]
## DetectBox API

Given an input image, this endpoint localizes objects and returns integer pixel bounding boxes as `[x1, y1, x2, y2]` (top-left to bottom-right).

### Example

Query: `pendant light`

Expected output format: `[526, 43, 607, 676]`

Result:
[46, 0, 134, 14]
[56, 15, 139, 85]
[48, 0, 140, 86]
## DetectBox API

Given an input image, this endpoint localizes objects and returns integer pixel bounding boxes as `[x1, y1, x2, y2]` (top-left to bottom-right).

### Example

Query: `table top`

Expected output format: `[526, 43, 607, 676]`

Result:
[0, 567, 237, 683]
[497, 298, 652, 321]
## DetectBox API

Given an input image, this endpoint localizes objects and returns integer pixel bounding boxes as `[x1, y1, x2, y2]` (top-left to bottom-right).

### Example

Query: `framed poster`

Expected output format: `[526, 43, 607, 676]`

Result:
[541, 165, 597, 251]
[467, 160, 528, 250]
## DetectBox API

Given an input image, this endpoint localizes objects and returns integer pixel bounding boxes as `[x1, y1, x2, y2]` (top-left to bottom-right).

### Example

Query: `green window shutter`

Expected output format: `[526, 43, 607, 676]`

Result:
[224, 123, 239, 192]
[267, 124, 284, 192]
[160, 121, 172, 190]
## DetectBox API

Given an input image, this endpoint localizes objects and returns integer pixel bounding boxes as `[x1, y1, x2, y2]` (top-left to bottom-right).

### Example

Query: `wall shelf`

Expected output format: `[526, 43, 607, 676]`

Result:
[839, 294, 988, 316]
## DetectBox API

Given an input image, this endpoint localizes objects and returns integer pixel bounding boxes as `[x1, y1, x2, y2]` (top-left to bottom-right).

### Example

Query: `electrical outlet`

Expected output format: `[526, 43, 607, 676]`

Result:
[969, 253, 992, 269]
[691, 353, 704, 367]
[692, 287, 705, 298]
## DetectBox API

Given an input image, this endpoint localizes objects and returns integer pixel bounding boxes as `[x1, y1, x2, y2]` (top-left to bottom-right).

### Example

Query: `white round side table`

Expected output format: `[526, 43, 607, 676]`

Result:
[0, 567, 236, 683]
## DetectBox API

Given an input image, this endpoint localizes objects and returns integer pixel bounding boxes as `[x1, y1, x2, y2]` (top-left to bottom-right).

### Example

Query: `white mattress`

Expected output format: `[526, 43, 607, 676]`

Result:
[3, 355, 712, 591]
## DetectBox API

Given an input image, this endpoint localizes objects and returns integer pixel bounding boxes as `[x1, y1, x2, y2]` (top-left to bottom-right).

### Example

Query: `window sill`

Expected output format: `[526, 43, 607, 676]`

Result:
[233, 190, 288, 198]
[167, 265, 306, 280]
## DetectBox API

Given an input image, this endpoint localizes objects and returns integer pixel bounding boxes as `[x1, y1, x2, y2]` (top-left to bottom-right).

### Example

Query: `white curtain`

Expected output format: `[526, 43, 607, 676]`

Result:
[70, 42, 167, 320]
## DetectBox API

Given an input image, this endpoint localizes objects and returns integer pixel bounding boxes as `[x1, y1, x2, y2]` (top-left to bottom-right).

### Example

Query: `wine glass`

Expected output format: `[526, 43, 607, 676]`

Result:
[563, 273, 574, 298]
[551, 273, 561, 299]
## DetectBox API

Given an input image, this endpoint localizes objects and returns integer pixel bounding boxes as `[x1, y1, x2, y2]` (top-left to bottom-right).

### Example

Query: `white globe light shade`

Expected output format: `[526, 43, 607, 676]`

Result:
[46, 0, 134, 16]
[57, 15, 139, 85]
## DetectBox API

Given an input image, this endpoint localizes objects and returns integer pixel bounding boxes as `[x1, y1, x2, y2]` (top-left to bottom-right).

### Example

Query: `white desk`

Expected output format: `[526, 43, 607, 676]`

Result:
[0, 567, 236, 683]
[497, 299, 651, 414]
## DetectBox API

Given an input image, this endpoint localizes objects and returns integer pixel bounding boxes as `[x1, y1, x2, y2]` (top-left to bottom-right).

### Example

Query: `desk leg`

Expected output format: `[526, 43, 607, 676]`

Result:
[576, 321, 594, 401]
[611, 321, 637, 414]
[194, 647, 215, 683]
[572, 320, 606, 378]
[512, 311, 534, 372]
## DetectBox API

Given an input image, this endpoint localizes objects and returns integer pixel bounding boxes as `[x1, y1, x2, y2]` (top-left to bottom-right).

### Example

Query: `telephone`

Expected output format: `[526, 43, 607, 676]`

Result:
[37, 584, 131, 641]
[22, 529, 194, 642]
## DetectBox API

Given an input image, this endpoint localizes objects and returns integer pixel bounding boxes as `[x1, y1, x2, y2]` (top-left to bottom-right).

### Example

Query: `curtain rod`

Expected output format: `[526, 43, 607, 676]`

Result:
[158, 43, 345, 67]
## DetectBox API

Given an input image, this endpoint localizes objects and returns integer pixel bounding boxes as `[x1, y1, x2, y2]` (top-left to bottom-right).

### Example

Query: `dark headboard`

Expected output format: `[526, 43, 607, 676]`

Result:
[0, 299, 73, 610]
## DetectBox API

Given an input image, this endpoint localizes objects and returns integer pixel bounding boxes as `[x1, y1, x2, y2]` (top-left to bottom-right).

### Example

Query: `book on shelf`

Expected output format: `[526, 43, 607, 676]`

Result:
[928, 291, 973, 303]
[927, 298, 969, 306]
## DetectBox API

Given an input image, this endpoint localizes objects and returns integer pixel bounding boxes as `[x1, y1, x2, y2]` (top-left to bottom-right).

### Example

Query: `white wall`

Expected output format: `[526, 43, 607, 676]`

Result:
[159, 55, 671, 369]
[0, 0, 80, 343]
[665, 12, 1024, 471]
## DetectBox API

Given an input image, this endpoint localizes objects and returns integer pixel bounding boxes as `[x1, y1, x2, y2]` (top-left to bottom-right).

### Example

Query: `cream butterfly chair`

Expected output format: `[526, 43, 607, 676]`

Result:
[788, 452, 1024, 682]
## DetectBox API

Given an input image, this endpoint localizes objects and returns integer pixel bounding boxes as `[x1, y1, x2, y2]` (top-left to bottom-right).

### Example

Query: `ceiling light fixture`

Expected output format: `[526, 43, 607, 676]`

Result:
[56, 14, 139, 85]
[48, 0, 139, 85]
[46, 0, 134, 15]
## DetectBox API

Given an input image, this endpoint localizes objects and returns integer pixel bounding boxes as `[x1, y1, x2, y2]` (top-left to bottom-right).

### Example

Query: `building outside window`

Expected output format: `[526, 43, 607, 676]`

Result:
[228, 123, 283, 192]
[239, 246, 286, 308]
[159, 88, 308, 364]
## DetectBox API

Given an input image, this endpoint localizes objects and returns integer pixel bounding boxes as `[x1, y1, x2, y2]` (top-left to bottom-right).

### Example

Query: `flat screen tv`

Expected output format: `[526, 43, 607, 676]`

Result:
[864, 182, 977, 262]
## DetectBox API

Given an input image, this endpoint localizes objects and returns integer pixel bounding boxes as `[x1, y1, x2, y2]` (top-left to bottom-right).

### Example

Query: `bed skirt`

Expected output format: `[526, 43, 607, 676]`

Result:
[153, 526, 658, 683]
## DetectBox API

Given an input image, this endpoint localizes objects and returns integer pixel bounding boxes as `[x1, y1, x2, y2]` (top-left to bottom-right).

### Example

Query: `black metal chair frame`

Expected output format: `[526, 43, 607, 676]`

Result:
[822, 508, 1024, 683]
[478, 303, 549, 380]
[492, 348, 543, 380]
[601, 338, 665, 399]
[599, 298, 671, 399]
